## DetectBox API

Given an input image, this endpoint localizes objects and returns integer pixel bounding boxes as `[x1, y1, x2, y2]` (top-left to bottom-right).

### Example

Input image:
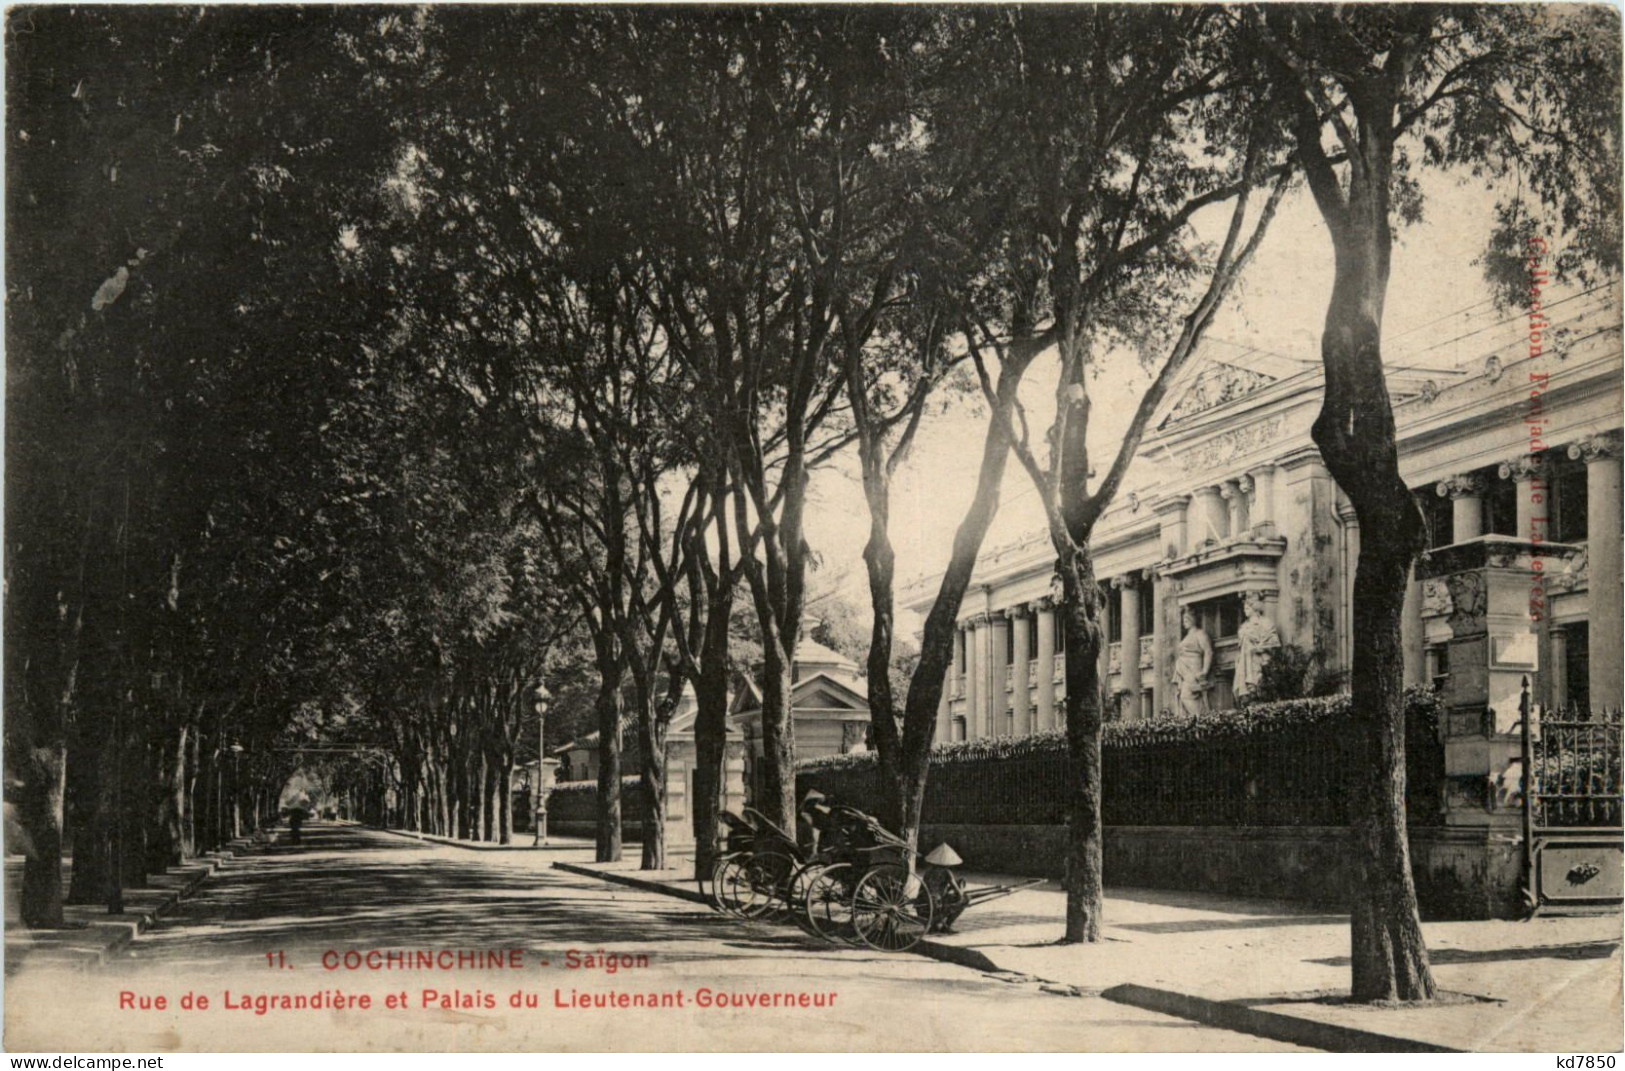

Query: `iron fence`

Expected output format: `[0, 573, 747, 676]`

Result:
[1530, 705, 1623, 829]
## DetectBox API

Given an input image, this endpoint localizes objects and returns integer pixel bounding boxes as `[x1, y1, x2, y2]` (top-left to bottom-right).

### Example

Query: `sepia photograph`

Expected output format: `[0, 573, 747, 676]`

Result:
[3, 3, 1622, 1056]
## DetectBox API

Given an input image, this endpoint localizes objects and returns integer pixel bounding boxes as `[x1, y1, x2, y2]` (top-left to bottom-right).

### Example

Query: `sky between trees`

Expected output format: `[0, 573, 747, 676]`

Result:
[810, 162, 1572, 628]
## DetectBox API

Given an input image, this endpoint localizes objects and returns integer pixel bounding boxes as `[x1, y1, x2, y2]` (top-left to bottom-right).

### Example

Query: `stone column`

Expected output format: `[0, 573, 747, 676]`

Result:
[1401, 564, 1425, 689]
[1008, 606, 1032, 735]
[962, 618, 980, 741]
[1221, 479, 1249, 539]
[1192, 485, 1227, 545]
[1247, 463, 1277, 534]
[1437, 473, 1486, 543]
[1572, 433, 1623, 710]
[988, 612, 1010, 736]
[1337, 500, 1360, 677]
[1034, 599, 1057, 730]
[1118, 577, 1142, 720]
[1155, 494, 1191, 559]
[1096, 593, 1111, 717]
[953, 627, 966, 693]
[1549, 624, 1570, 712]
[1148, 569, 1166, 717]
[1498, 453, 1549, 542]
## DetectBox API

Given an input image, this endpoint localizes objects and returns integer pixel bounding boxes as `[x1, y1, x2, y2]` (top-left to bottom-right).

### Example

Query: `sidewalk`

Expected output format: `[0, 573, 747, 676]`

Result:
[4, 832, 273, 973]
[380, 827, 597, 853]
[555, 856, 1622, 1053]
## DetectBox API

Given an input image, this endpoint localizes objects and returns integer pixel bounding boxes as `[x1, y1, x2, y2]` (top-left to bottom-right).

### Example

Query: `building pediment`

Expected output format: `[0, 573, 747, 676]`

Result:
[792, 674, 868, 710]
[1160, 360, 1279, 428]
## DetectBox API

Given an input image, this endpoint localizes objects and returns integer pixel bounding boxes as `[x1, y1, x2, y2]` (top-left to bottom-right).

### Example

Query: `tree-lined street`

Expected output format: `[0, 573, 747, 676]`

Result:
[6, 7, 1620, 1047]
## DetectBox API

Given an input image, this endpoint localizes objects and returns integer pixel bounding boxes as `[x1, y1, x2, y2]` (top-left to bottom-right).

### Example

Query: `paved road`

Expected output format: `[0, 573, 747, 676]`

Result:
[7, 824, 1307, 1052]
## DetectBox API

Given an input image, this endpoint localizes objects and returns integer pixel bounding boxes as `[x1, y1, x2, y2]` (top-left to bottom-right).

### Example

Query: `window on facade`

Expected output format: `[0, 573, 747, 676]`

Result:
[951, 716, 966, 742]
[1055, 621, 1067, 653]
[1187, 594, 1240, 641]
[1027, 619, 1039, 659]
[1139, 587, 1156, 636]
[1106, 586, 1123, 643]
[954, 635, 964, 674]
[1005, 623, 1015, 665]
[1003, 708, 1015, 736]
[1553, 458, 1589, 544]
[1565, 622, 1590, 714]
[1485, 469, 1518, 537]
[1416, 487, 1454, 549]
[1428, 643, 1451, 693]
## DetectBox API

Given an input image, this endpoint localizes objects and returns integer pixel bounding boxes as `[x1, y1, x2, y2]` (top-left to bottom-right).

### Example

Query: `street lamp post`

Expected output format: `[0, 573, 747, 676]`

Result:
[533, 683, 551, 846]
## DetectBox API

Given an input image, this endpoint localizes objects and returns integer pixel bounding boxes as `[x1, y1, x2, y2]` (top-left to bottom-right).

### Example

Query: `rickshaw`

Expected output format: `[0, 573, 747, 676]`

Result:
[709, 794, 1042, 953]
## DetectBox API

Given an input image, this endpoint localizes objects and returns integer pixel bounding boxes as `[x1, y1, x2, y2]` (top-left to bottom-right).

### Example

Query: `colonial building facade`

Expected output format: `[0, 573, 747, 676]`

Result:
[551, 628, 871, 841]
[906, 289, 1622, 830]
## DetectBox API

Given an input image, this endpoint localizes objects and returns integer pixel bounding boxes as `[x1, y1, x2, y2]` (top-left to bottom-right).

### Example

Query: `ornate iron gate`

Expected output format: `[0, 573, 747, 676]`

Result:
[1518, 679, 1623, 916]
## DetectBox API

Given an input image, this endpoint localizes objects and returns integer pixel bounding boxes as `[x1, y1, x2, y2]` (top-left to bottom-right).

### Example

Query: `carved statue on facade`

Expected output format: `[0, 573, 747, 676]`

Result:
[1232, 592, 1281, 700]
[1172, 607, 1213, 717]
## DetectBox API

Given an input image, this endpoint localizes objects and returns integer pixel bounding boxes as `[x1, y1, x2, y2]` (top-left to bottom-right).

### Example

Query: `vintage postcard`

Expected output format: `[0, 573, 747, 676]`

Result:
[4, 3, 1621, 1056]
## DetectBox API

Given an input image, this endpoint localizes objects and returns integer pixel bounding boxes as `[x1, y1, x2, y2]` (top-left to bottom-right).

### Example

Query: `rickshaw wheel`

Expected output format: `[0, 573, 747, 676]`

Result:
[708, 853, 744, 913]
[786, 860, 824, 911]
[714, 856, 760, 918]
[804, 864, 859, 945]
[851, 863, 935, 952]
[740, 850, 795, 919]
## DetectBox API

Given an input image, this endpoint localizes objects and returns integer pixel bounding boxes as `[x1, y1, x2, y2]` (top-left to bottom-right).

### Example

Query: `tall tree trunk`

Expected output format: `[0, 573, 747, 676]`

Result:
[1313, 245, 1436, 1002]
[484, 753, 498, 842]
[861, 532, 912, 838]
[159, 724, 186, 866]
[436, 758, 450, 837]
[120, 727, 150, 887]
[691, 604, 733, 878]
[66, 706, 109, 904]
[476, 751, 490, 842]
[1260, 25, 1438, 1001]
[754, 628, 797, 833]
[1056, 332, 1108, 944]
[7, 568, 75, 925]
[637, 679, 679, 871]
[594, 674, 623, 863]
[688, 475, 738, 880]
[877, 343, 1031, 844]
[498, 758, 513, 845]
[14, 740, 66, 926]
[1057, 543, 1106, 943]
[183, 725, 199, 855]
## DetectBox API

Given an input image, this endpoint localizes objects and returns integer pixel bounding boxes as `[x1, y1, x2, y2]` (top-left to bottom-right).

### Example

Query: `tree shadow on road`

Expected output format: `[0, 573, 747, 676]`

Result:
[117, 827, 905, 974]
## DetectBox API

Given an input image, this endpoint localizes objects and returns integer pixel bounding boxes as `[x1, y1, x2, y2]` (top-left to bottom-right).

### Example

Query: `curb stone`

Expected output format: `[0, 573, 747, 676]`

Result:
[1099, 983, 1462, 1053]
[5, 833, 272, 972]
[550, 859, 1460, 1052]
[552, 860, 711, 904]
[379, 828, 592, 852]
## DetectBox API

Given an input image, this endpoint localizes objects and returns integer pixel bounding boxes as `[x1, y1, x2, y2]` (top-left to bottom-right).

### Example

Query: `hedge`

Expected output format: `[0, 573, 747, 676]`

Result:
[546, 775, 648, 829]
[797, 689, 1445, 828]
